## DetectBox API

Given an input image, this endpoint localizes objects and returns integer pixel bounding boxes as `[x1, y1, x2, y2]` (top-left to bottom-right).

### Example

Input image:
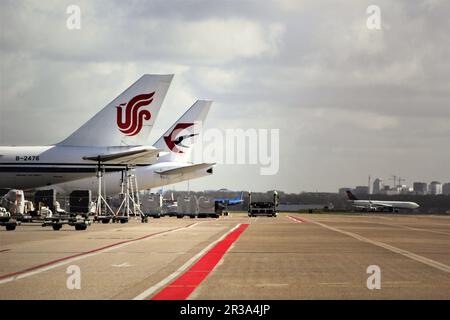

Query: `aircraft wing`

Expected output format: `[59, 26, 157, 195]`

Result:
[155, 163, 214, 176]
[83, 147, 161, 165]
[370, 203, 393, 208]
[352, 204, 371, 209]
[352, 202, 392, 209]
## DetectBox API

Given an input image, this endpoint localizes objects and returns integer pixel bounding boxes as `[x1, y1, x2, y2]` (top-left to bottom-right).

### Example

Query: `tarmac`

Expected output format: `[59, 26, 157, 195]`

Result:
[0, 212, 449, 299]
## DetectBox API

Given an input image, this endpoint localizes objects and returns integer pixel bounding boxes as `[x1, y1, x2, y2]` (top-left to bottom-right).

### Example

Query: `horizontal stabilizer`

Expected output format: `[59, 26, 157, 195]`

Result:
[155, 163, 214, 176]
[83, 147, 161, 165]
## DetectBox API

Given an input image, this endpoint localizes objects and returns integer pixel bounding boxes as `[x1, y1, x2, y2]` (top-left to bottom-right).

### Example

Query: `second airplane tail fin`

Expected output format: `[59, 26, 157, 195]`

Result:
[346, 190, 358, 201]
[154, 100, 212, 163]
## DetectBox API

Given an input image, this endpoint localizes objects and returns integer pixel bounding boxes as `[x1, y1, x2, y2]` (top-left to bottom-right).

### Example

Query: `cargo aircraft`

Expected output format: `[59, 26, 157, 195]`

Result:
[346, 190, 419, 212]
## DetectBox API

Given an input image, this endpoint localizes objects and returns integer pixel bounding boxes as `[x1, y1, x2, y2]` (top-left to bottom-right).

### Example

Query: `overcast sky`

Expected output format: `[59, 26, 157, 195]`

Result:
[0, 0, 449, 193]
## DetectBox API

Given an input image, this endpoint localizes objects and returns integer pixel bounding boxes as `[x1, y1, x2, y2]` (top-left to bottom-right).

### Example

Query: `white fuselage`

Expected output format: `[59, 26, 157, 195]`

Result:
[45, 162, 212, 196]
[0, 145, 159, 190]
[350, 200, 420, 210]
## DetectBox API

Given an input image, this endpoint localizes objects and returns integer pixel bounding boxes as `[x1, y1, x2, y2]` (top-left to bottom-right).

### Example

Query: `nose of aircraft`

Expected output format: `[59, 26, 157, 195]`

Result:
[413, 203, 420, 209]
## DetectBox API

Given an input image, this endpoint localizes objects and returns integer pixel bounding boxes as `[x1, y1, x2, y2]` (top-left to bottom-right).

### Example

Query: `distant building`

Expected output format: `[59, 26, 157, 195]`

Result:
[413, 182, 428, 195]
[397, 185, 410, 194]
[442, 183, 450, 195]
[379, 185, 388, 195]
[429, 181, 442, 195]
[354, 186, 369, 195]
[372, 178, 383, 194]
[379, 185, 400, 195]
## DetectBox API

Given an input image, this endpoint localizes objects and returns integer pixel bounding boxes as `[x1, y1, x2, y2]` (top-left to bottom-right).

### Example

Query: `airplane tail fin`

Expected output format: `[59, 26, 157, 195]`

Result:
[154, 100, 212, 163]
[346, 190, 358, 201]
[58, 74, 173, 147]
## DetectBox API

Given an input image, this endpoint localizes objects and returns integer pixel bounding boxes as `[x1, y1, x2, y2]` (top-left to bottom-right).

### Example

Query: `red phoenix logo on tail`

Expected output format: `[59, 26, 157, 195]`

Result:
[164, 123, 196, 153]
[116, 91, 155, 136]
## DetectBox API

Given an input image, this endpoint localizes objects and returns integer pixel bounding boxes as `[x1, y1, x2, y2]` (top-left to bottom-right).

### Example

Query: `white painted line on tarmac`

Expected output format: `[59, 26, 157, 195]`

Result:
[287, 216, 303, 223]
[133, 224, 241, 300]
[111, 262, 133, 268]
[0, 222, 200, 285]
[310, 219, 450, 274]
[378, 222, 450, 235]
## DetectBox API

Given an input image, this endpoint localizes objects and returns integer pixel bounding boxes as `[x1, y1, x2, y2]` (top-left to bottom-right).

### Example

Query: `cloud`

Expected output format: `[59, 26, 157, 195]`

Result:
[163, 18, 284, 63]
[0, 2, 284, 65]
[0, 0, 448, 192]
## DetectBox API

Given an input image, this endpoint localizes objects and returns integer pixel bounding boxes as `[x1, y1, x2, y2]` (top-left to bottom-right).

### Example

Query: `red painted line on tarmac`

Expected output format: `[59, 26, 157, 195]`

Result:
[151, 224, 250, 300]
[288, 216, 307, 223]
[0, 223, 196, 281]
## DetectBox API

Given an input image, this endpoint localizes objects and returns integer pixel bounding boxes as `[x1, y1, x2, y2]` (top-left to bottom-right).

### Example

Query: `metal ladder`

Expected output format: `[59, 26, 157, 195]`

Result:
[128, 169, 143, 218]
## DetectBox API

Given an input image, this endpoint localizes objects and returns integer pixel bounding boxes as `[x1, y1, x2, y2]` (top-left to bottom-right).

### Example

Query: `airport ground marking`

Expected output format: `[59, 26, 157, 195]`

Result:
[152, 223, 249, 300]
[133, 223, 249, 300]
[350, 216, 450, 235]
[111, 262, 133, 268]
[0, 222, 199, 285]
[288, 216, 307, 223]
[374, 221, 450, 236]
[309, 219, 450, 274]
